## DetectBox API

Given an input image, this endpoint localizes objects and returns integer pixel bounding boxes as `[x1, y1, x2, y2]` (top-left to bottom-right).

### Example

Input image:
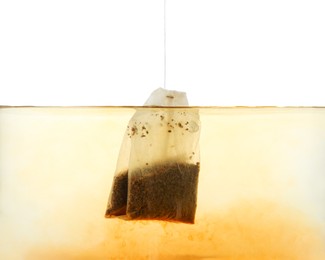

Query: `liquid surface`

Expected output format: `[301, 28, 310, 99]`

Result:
[1, 107, 325, 259]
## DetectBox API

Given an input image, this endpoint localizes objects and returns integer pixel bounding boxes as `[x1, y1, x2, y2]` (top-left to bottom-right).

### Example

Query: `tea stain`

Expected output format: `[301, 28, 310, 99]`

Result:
[25, 200, 325, 260]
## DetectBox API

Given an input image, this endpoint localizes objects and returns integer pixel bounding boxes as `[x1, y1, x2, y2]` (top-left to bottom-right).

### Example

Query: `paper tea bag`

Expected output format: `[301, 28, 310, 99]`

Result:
[105, 88, 200, 223]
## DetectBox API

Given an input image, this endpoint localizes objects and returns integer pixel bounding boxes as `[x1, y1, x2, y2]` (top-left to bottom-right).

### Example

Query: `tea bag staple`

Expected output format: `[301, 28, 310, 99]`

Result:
[105, 88, 200, 223]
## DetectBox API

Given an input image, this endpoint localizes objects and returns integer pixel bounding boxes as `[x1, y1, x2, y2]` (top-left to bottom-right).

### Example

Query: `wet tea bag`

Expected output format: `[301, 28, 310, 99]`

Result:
[126, 88, 201, 223]
[105, 88, 200, 223]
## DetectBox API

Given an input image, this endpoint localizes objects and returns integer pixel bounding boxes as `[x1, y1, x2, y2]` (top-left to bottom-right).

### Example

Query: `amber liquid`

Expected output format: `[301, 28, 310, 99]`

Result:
[1, 107, 325, 259]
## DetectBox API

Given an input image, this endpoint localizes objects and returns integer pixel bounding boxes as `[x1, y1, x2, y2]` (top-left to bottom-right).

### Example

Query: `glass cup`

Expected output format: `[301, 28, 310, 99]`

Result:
[1, 106, 325, 259]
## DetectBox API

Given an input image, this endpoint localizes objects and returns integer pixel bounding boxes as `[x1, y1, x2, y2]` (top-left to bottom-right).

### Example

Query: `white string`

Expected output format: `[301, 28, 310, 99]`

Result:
[163, 0, 167, 89]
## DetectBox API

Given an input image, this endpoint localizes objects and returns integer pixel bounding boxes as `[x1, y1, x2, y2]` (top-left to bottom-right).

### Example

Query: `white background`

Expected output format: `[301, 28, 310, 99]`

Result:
[0, 0, 324, 106]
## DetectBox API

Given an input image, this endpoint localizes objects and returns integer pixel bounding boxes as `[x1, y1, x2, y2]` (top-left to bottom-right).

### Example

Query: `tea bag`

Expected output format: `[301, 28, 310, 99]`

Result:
[105, 88, 200, 223]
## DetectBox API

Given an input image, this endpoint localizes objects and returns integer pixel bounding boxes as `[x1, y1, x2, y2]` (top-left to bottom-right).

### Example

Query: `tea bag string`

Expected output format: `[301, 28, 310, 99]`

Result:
[163, 0, 166, 89]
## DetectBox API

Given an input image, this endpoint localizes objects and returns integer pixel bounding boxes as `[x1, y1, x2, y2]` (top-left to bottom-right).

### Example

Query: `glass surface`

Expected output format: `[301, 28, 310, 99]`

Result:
[1, 107, 325, 259]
